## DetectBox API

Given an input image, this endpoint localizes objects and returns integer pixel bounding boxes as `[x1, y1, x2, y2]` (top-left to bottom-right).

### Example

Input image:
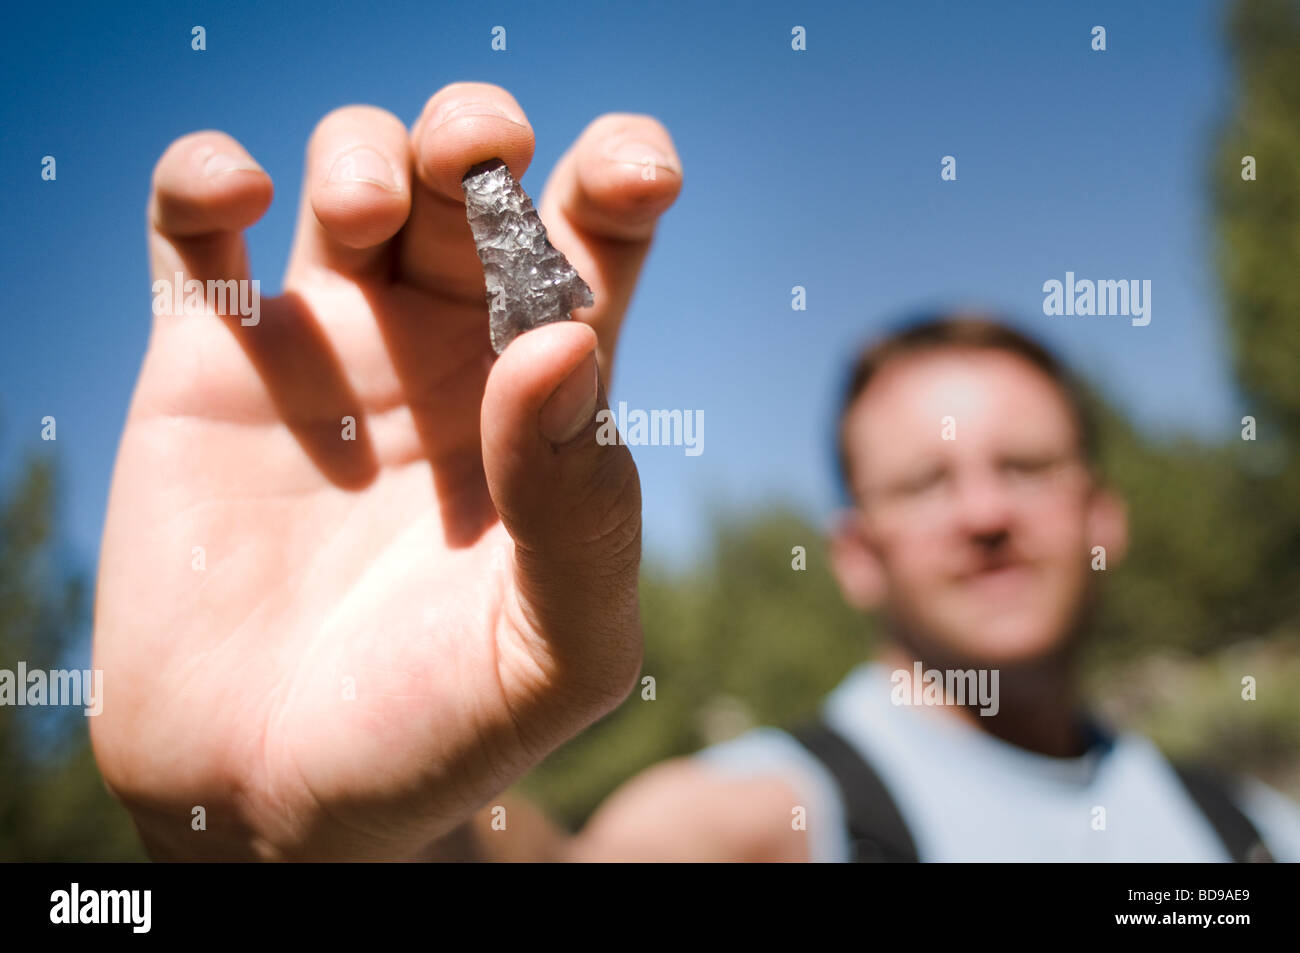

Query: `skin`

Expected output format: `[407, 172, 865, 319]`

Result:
[90, 82, 683, 860]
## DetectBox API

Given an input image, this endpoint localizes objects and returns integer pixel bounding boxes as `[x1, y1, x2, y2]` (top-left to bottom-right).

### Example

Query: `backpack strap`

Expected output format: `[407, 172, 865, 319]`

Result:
[790, 719, 919, 862]
[1171, 763, 1275, 863]
[793, 720, 1276, 863]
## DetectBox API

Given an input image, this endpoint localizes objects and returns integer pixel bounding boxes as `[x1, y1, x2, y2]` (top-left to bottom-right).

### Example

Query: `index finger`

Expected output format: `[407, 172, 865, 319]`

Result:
[537, 114, 683, 384]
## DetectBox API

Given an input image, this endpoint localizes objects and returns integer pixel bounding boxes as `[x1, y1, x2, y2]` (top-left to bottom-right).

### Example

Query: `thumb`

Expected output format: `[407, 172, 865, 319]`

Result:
[480, 321, 643, 699]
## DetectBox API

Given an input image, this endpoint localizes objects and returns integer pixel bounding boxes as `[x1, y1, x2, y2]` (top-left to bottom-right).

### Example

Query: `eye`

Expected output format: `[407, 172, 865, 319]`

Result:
[1001, 455, 1060, 478]
[894, 467, 945, 495]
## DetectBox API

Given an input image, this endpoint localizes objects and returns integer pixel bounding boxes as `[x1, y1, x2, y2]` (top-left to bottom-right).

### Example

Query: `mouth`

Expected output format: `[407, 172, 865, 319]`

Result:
[958, 562, 1035, 598]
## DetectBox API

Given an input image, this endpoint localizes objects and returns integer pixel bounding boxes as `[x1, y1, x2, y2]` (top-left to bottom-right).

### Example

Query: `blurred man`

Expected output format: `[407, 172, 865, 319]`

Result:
[451, 317, 1300, 862]
[92, 80, 1298, 862]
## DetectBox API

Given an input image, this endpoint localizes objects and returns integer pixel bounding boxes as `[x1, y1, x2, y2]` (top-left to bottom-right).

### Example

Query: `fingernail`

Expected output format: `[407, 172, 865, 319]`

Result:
[203, 152, 263, 178]
[430, 100, 522, 130]
[604, 140, 677, 173]
[328, 147, 399, 190]
[540, 350, 598, 445]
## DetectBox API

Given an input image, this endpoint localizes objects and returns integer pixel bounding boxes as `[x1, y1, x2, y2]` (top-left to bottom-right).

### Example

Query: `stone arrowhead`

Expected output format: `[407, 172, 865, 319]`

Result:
[462, 158, 594, 353]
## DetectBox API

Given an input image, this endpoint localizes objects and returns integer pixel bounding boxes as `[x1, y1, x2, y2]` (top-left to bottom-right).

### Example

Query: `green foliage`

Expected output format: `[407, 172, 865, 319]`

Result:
[1088, 639, 1300, 795]
[0, 457, 145, 861]
[1216, 0, 1300, 434]
[1085, 404, 1278, 662]
[1212, 0, 1300, 606]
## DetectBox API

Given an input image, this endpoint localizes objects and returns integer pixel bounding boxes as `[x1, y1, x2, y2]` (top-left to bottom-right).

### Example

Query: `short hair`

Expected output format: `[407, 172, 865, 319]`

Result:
[835, 312, 1099, 500]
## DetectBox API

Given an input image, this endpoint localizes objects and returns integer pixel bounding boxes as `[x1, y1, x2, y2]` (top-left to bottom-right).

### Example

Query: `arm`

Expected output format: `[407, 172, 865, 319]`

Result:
[421, 760, 812, 862]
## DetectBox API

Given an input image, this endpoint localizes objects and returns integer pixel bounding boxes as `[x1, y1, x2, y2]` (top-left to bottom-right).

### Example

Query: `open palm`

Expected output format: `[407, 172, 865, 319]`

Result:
[90, 83, 682, 860]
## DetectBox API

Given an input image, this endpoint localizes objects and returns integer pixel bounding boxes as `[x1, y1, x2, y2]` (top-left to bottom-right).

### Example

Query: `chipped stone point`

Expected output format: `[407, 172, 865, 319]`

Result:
[462, 158, 594, 354]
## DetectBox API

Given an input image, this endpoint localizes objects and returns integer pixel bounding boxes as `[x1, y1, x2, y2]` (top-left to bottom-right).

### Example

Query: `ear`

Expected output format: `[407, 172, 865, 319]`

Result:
[1086, 486, 1128, 568]
[829, 509, 887, 611]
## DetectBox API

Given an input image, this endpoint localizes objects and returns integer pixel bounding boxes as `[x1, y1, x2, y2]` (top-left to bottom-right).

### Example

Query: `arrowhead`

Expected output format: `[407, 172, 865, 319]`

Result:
[462, 158, 594, 354]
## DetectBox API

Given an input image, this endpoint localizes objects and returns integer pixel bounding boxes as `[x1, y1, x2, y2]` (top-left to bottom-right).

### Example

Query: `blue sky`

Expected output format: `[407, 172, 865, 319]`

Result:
[1, 0, 1243, 570]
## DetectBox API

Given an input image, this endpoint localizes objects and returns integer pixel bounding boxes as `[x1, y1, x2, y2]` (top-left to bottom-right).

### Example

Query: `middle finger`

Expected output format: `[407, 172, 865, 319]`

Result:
[397, 82, 535, 302]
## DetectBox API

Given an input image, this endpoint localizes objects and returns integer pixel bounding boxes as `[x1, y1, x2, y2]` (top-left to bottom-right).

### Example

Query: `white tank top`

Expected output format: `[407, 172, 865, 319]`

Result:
[696, 662, 1300, 861]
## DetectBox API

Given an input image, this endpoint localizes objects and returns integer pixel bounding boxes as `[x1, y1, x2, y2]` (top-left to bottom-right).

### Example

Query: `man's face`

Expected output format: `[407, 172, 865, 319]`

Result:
[836, 348, 1122, 666]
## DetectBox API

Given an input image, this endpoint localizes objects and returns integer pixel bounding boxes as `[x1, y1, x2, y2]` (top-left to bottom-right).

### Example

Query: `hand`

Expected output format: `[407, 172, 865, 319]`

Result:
[90, 82, 682, 859]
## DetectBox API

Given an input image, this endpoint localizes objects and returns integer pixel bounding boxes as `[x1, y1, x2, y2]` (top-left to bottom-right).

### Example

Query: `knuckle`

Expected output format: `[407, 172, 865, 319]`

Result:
[569, 446, 643, 560]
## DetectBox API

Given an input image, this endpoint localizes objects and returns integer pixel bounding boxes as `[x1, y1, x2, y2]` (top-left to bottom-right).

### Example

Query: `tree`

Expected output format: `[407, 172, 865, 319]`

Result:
[0, 457, 144, 860]
[1212, 0, 1300, 619]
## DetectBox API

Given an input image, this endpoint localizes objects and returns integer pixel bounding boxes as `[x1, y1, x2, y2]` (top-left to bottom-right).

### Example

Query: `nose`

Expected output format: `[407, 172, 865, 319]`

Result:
[950, 470, 1015, 544]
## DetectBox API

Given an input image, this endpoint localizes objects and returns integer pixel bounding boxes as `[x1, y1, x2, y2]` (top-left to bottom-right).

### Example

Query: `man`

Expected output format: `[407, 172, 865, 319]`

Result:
[480, 317, 1300, 862]
[621, 317, 1300, 862]
[91, 81, 1298, 862]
